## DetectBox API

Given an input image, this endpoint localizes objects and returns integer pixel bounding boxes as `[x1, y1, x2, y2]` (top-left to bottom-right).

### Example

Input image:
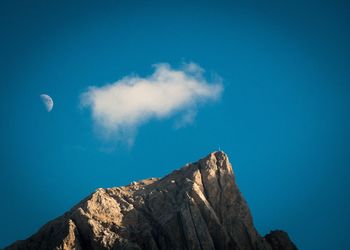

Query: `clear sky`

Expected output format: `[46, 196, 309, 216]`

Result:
[1, 0, 350, 249]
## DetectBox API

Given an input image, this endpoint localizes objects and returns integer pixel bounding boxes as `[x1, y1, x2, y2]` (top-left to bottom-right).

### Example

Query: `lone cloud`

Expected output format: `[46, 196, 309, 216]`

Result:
[80, 63, 223, 145]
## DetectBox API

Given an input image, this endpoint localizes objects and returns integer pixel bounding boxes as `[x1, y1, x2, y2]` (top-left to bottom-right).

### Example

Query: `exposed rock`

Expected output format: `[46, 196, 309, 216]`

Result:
[264, 231, 297, 250]
[6, 151, 297, 250]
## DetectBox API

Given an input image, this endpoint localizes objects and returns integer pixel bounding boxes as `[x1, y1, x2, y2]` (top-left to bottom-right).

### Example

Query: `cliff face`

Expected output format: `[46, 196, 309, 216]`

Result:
[6, 151, 297, 250]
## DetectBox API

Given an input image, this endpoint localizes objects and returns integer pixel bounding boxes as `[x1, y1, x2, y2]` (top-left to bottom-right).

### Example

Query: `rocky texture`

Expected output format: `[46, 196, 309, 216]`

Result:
[6, 151, 297, 250]
[264, 231, 297, 250]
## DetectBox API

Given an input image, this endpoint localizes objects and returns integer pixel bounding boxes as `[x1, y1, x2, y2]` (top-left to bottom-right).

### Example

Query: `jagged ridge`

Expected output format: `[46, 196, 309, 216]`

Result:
[6, 151, 297, 250]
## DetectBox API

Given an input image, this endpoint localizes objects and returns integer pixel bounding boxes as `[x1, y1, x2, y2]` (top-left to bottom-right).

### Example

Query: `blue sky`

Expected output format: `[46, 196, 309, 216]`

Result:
[1, 0, 350, 248]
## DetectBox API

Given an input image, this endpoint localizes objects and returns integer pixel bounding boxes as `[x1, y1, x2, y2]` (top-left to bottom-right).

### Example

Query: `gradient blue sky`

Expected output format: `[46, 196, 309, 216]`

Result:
[1, 0, 350, 249]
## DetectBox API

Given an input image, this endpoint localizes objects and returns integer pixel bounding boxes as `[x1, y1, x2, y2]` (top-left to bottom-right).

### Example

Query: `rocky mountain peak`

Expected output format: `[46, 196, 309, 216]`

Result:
[6, 151, 297, 250]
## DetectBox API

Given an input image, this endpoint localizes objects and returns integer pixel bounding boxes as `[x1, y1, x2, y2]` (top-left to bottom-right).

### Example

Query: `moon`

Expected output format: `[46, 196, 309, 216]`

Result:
[40, 94, 53, 112]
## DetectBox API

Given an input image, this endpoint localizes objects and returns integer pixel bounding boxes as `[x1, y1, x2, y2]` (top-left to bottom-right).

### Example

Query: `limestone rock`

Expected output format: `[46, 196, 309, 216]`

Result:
[264, 231, 297, 250]
[6, 151, 297, 250]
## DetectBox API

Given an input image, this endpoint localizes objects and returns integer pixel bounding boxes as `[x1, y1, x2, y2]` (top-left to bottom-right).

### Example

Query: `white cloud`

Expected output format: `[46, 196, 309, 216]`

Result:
[80, 63, 223, 145]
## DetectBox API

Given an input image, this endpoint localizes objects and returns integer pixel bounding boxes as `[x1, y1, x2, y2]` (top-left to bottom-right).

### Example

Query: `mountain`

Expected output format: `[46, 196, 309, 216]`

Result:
[6, 151, 297, 250]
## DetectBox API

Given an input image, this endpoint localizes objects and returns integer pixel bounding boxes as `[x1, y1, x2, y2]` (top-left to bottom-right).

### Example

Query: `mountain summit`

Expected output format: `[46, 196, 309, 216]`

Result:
[6, 151, 297, 250]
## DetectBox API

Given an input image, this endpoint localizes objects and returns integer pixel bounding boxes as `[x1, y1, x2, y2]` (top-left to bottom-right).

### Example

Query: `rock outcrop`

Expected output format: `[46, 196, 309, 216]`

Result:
[6, 151, 297, 250]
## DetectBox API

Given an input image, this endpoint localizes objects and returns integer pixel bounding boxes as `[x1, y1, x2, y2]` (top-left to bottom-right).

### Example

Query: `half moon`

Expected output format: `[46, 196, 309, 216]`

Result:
[40, 94, 54, 112]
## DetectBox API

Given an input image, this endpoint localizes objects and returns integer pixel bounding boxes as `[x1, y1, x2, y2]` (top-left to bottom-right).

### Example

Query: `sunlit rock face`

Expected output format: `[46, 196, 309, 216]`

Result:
[6, 151, 297, 250]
